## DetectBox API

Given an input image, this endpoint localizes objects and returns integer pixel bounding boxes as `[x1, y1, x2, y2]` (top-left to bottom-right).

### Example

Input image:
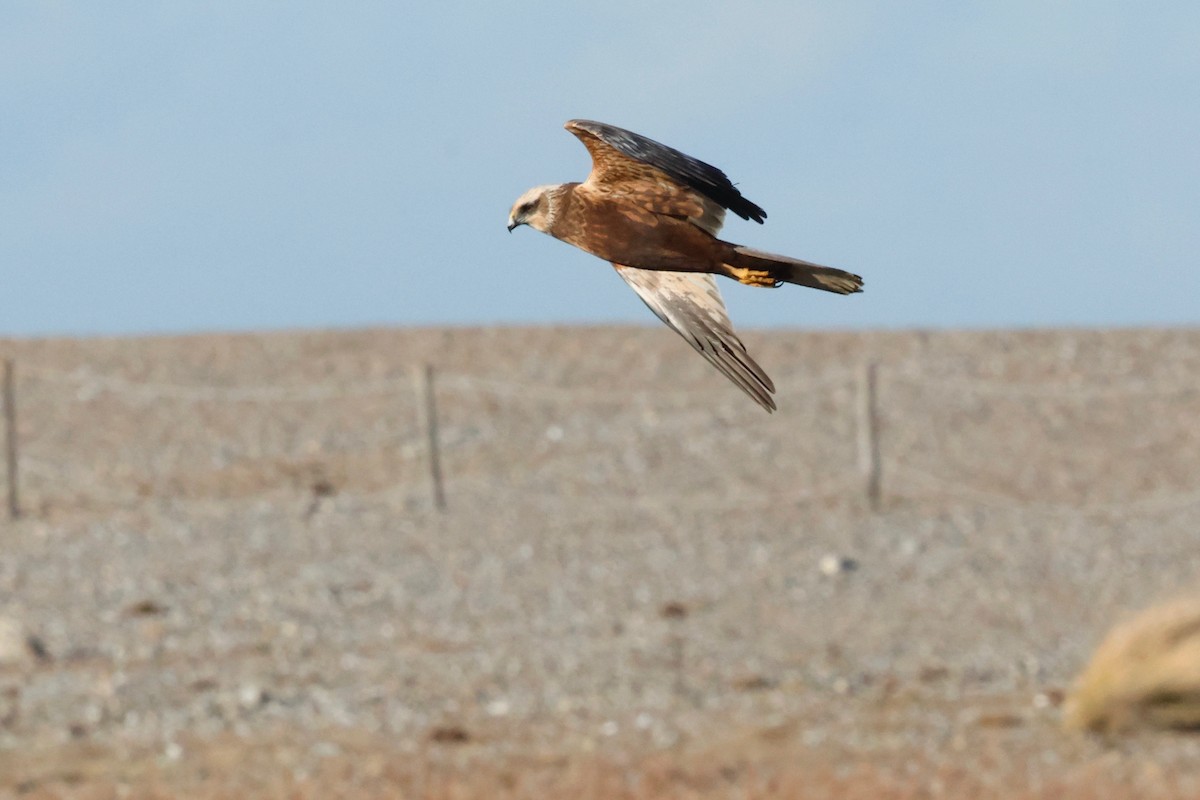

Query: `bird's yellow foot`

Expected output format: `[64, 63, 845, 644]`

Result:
[729, 267, 780, 288]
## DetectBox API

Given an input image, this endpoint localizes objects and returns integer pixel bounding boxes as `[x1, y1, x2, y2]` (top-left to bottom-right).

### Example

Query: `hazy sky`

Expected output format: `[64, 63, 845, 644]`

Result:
[3, 3, 1198, 337]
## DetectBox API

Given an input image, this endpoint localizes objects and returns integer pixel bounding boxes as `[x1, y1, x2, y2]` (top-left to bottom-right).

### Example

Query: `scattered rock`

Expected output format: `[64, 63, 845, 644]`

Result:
[818, 554, 858, 577]
[190, 677, 219, 692]
[428, 725, 470, 744]
[1033, 688, 1065, 709]
[239, 684, 268, 710]
[1, 685, 19, 727]
[730, 673, 775, 692]
[919, 665, 951, 683]
[0, 616, 41, 665]
[26, 633, 50, 663]
[976, 712, 1025, 728]
[125, 599, 168, 617]
[659, 601, 689, 620]
[485, 698, 510, 717]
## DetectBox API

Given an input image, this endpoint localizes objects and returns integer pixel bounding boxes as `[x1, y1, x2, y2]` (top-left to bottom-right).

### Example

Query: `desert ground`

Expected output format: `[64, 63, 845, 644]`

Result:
[1, 326, 1199, 798]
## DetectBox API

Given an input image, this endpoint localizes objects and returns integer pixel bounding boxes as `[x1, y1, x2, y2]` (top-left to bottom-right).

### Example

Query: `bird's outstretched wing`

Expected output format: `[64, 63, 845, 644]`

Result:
[613, 264, 776, 412]
[566, 119, 766, 235]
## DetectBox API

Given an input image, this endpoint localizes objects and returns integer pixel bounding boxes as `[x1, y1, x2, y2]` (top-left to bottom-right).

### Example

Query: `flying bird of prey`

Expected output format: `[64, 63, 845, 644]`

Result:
[507, 119, 863, 412]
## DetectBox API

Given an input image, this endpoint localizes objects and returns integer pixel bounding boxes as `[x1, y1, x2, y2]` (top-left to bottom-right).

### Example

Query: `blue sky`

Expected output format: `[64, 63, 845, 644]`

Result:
[3, 3, 1198, 337]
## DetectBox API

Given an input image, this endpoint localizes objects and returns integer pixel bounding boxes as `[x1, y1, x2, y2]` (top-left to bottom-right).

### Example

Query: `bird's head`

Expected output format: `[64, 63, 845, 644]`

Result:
[507, 185, 558, 233]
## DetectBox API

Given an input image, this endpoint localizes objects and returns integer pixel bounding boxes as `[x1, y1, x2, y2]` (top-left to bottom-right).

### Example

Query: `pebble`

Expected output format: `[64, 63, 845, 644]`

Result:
[0, 617, 34, 666]
[818, 554, 859, 577]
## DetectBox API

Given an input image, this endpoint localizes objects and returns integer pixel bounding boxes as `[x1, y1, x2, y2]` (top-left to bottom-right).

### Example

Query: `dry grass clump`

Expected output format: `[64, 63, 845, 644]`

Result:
[1065, 594, 1200, 733]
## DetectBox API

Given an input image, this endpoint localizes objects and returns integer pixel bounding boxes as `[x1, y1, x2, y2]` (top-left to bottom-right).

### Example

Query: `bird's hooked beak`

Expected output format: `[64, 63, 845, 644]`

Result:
[507, 219, 517, 233]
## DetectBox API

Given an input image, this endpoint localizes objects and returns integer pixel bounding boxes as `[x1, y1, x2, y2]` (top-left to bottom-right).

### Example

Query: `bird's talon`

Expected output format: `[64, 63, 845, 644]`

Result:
[730, 267, 777, 287]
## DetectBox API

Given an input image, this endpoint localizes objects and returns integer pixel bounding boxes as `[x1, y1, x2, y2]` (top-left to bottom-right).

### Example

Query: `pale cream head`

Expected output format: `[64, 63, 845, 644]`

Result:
[507, 184, 560, 233]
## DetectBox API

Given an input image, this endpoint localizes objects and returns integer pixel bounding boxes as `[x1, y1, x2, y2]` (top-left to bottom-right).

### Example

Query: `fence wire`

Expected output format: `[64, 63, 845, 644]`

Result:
[4, 359, 1200, 515]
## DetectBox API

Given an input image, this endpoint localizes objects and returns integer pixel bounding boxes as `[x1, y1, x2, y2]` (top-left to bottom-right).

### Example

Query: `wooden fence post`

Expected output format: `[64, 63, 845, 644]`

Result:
[857, 361, 882, 512]
[411, 363, 446, 512]
[3, 359, 18, 520]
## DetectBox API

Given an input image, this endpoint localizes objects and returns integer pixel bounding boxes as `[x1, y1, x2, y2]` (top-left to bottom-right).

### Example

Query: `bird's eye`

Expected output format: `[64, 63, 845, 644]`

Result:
[520, 202, 535, 214]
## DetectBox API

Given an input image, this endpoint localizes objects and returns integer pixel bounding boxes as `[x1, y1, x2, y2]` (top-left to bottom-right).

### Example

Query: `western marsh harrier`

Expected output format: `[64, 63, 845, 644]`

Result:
[507, 119, 862, 412]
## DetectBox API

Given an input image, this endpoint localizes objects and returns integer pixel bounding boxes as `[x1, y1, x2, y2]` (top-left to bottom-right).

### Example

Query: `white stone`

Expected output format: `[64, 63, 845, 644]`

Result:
[0, 617, 31, 665]
[818, 554, 858, 577]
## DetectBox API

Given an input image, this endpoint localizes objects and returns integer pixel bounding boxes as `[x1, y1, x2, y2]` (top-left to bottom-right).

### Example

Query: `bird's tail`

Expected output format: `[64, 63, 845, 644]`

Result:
[722, 245, 863, 295]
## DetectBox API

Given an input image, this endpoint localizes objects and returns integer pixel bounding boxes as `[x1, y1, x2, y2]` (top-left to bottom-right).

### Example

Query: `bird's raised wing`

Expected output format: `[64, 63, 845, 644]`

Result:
[613, 265, 776, 412]
[566, 119, 766, 235]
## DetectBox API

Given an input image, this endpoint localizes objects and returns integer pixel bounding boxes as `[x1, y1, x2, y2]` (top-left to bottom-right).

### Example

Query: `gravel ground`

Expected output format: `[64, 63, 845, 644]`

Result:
[1, 326, 1200, 797]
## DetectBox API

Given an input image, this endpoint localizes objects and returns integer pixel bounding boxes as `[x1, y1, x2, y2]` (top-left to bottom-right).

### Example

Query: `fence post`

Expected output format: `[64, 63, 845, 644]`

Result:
[857, 361, 882, 512]
[411, 363, 447, 512]
[3, 359, 18, 520]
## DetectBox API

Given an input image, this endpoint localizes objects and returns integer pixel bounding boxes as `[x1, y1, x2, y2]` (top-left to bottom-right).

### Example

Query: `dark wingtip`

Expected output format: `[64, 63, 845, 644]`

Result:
[732, 207, 767, 225]
[727, 189, 767, 224]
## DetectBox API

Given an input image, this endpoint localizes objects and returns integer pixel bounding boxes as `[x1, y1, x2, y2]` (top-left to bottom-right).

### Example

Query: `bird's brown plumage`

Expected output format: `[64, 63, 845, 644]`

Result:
[507, 119, 863, 412]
